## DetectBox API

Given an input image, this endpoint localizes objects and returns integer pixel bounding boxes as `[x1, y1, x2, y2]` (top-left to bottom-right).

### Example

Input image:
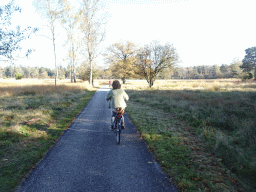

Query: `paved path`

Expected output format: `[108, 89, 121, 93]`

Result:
[16, 86, 178, 192]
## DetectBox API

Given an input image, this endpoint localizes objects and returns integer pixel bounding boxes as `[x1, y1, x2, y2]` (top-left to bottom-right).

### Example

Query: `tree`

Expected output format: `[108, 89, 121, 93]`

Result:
[39, 71, 49, 79]
[78, 62, 100, 82]
[157, 67, 174, 79]
[220, 64, 232, 78]
[58, 65, 66, 80]
[15, 72, 22, 80]
[185, 67, 195, 79]
[0, 0, 37, 68]
[30, 67, 39, 78]
[136, 41, 179, 87]
[23, 66, 31, 78]
[98, 67, 112, 79]
[35, 0, 68, 86]
[220, 64, 228, 74]
[231, 58, 244, 78]
[201, 65, 211, 79]
[60, 0, 82, 83]
[192, 66, 199, 79]
[80, 0, 106, 85]
[211, 64, 221, 78]
[14, 65, 23, 75]
[105, 41, 139, 83]
[241, 47, 256, 80]
[97, 66, 112, 79]
[0, 67, 4, 78]
[4, 66, 14, 78]
[39, 67, 46, 74]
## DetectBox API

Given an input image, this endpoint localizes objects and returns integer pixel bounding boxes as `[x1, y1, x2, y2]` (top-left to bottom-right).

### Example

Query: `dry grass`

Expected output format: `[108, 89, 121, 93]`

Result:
[120, 78, 256, 91]
[120, 78, 256, 192]
[0, 78, 91, 97]
[0, 79, 96, 192]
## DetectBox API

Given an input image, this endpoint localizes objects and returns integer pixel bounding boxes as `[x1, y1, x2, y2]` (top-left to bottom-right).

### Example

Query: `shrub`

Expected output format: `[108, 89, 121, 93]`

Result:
[39, 71, 49, 79]
[248, 72, 254, 79]
[242, 72, 254, 81]
[15, 73, 23, 80]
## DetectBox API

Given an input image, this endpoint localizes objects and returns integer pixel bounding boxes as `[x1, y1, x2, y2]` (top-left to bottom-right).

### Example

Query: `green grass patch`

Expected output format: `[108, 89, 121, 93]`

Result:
[0, 87, 96, 192]
[125, 86, 255, 192]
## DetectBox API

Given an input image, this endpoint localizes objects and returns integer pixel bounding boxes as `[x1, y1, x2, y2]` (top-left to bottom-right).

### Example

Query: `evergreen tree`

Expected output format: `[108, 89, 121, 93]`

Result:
[241, 47, 256, 80]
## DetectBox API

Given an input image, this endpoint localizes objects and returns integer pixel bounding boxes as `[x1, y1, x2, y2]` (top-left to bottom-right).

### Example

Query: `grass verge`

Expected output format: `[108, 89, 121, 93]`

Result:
[126, 101, 242, 191]
[124, 79, 256, 192]
[0, 80, 96, 192]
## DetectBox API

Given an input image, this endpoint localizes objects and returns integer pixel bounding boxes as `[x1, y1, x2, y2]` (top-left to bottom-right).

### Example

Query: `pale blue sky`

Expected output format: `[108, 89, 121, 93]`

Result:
[1, 0, 256, 69]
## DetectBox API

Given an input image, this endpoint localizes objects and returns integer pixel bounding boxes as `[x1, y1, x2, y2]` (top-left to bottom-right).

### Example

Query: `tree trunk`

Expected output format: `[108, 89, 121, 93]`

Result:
[122, 77, 126, 84]
[52, 25, 57, 87]
[56, 65, 58, 79]
[72, 42, 76, 83]
[88, 50, 92, 85]
[70, 64, 73, 82]
[74, 64, 76, 82]
[70, 68, 72, 82]
[149, 78, 154, 88]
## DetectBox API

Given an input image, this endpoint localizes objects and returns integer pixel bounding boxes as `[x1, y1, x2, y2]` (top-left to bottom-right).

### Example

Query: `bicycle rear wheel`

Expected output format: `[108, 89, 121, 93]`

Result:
[116, 129, 120, 144]
[115, 121, 121, 144]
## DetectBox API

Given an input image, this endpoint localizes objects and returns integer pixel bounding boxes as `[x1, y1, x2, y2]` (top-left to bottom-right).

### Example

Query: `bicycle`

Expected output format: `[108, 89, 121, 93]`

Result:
[112, 108, 124, 144]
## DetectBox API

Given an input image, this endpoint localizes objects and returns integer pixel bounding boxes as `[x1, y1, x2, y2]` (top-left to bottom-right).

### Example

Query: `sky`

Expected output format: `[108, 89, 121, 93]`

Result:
[0, 0, 256, 69]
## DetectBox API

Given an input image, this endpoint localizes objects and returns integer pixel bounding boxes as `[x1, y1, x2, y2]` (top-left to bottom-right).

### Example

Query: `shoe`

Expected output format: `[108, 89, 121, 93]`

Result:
[121, 122, 125, 130]
[110, 126, 114, 131]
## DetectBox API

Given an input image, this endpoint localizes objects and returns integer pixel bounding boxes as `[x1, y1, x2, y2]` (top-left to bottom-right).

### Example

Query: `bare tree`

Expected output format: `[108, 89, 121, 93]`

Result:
[35, 0, 68, 86]
[59, 0, 82, 83]
[136, 41, 179, 87]
[80, 0, 106, 85]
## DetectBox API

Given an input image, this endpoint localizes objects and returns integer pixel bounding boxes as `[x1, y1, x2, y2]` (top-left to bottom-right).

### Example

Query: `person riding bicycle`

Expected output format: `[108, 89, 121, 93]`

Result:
[106, 80, 129, 130]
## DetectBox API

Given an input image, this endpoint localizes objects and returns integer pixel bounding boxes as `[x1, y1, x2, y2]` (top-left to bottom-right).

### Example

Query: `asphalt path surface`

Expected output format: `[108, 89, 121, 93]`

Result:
[16, 86, 178, 192]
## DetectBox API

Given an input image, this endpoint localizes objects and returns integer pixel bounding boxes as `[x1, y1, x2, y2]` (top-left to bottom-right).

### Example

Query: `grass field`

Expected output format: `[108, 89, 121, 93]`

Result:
[119, 79, 256, 192]
[92, 78, 256, 191]
[0, 79, 96, 192]
[1, 78, 255, 191]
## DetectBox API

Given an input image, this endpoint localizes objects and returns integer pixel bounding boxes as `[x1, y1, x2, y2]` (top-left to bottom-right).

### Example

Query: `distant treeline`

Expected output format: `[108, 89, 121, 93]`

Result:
[0, 64, 108, 81]
[152, 58, 249, 80]
[160, 60, 245, 79]
[0, 58, 250, 80]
